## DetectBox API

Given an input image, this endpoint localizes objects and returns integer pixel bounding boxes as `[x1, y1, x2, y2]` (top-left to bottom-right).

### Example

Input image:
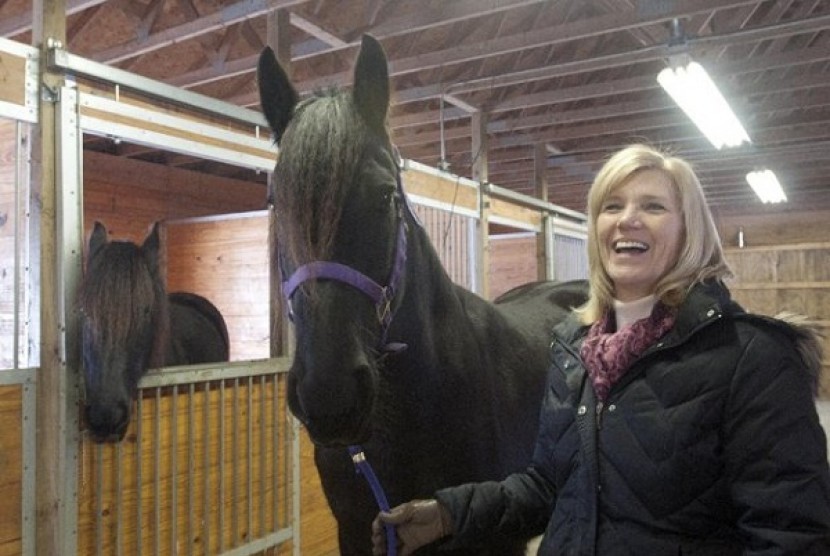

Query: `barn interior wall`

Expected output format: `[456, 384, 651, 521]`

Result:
[82, 150, 265, 243]
[489, 234, 539, 300]
[0, 384, 23, 556]
[164, 215, 270, 362]
[716, 210, 830, 401]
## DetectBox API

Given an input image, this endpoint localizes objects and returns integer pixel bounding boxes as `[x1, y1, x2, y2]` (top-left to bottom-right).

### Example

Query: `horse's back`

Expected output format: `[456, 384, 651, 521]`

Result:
[168, 292, 230, 364]
[494, 279, 589, 330]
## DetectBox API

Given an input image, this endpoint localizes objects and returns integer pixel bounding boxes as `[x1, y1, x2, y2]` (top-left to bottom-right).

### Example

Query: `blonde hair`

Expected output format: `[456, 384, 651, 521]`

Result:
[577, 144, 732, 324]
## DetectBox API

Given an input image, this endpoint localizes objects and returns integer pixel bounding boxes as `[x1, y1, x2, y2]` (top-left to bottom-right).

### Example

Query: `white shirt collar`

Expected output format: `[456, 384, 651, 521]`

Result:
[613, 295, 657, 331]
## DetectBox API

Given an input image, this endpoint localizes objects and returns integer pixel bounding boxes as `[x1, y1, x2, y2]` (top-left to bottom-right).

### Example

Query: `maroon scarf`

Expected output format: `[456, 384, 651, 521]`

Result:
[579, 302, 675, 402]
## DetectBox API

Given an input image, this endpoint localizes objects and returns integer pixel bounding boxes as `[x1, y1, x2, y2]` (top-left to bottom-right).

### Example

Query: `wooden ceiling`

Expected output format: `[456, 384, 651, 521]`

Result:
[4, 0, 829, 218]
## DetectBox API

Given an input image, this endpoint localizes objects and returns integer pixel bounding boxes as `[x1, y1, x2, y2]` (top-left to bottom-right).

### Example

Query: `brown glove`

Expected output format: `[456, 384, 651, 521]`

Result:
[371, 499, 453, 556]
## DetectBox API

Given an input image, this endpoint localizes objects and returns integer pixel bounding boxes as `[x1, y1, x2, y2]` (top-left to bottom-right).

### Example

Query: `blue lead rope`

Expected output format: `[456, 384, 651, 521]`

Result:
[348, 445, 397, 556]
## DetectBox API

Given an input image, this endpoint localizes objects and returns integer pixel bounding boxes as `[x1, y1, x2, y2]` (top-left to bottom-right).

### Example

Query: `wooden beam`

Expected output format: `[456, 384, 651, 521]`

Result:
[33, 2, 69, 554]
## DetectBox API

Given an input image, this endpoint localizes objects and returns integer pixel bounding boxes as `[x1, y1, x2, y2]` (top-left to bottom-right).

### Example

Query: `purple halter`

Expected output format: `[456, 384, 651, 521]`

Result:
[280, 171, 410, 354]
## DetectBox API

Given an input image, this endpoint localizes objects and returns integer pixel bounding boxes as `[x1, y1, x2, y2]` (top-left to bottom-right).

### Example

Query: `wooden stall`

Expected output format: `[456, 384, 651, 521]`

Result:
[718, 210, 830, 399]
[0, 385, 22, 556]
[76, 362, 292, 555]
[0, 36, 38, 556]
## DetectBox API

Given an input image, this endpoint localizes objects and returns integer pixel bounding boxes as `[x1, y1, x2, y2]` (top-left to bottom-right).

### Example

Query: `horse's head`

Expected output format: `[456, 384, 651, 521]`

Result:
[79, 221, 168, 442]
[259, 35, 405, 446]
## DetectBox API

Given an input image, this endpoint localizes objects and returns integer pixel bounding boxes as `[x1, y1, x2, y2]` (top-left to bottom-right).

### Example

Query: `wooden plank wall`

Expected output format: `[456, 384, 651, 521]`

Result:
[717, 210, 830, 399]
[165, 214, 270, 362]
[82, 150, 265, 244]
[0, 118, 21, 369]
[0, 385, 23, 556]
[489, 234, 538, 300]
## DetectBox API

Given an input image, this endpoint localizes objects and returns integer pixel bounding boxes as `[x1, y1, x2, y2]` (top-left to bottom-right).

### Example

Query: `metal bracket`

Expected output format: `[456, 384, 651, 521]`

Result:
[41, 83, 59, 103]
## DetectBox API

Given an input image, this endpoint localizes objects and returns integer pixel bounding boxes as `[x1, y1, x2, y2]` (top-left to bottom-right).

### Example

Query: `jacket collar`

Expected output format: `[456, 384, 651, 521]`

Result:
[554, 280, 741, 347]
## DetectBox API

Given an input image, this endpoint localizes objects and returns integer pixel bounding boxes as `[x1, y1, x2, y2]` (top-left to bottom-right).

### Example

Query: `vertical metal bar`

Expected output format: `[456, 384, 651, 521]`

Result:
[292, 416, 301, 556]
[171, 384, 178, 553]
[272, 374, 279, 533]
[21, 374, 37, 556]
[232, 377, 239, 546]
[57, 85, 84, 556]
[259, 375, 266, 538]
[13, 122, 21, 370]
[154, 387, 161, 556]
[188, 382, 195, 556]
[95, 444, 103, 556]
[219, 380, 225, 553]
[247, 375, 253, 539]
[136, 393, 143, 556]
[202, 382, 210, 554]
[115, 440, 123, 556]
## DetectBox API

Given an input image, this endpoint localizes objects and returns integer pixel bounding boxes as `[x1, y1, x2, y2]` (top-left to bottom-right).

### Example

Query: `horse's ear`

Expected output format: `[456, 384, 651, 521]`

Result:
[89, 221, 108, 260]
[257, 46, 299, 143]
[352, 34, 390, 134]
[142, 222, 161, 274]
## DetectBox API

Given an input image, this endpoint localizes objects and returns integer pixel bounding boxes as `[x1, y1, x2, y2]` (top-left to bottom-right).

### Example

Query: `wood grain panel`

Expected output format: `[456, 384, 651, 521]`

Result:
[489, 234, 538, 300]
[725, 241, 830, 400]
[165, 214, 270, 362]
[0, 385, 22, 556]
[0, 51, 26, 106]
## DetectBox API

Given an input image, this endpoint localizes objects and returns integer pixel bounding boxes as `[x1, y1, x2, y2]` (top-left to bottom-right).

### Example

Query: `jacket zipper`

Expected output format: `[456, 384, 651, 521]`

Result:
[595, 400, 604, 430]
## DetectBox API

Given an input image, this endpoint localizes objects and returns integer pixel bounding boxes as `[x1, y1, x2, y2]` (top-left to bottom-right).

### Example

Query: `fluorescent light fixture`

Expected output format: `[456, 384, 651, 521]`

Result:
[657, 60, 751, 149]
[746, 169, 787, 203]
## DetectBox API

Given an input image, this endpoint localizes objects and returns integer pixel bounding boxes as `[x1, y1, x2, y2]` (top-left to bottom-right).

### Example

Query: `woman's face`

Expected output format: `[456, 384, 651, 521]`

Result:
[596, 169, 684, 301]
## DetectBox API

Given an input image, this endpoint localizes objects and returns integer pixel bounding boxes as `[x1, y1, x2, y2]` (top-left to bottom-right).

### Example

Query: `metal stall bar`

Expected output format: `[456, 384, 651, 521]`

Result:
[56, 84, 84, 556]
[47, 46, 266, 129]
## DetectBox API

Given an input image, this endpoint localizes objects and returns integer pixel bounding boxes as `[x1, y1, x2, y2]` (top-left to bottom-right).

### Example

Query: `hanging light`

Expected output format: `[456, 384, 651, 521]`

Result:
[746, 169, 787, 204]
[657, 58, 751, 149]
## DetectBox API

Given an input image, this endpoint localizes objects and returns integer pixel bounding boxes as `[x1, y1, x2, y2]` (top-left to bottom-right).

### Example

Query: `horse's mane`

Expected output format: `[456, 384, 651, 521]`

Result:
[274, 88, 371, 265]
[79, 241, 170, 369]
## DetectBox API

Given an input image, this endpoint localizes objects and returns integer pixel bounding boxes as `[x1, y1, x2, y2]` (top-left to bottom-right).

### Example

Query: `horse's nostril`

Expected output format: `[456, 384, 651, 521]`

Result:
[86, 401, 131, 441]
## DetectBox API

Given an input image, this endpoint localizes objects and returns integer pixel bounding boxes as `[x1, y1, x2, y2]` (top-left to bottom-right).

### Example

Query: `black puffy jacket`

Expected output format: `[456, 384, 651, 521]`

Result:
[436, 281, 830, 555]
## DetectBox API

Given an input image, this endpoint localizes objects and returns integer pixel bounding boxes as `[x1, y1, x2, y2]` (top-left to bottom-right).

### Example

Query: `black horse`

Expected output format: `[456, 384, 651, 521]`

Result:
[79, 221, 230, 442]
[258, 35, 588, 555]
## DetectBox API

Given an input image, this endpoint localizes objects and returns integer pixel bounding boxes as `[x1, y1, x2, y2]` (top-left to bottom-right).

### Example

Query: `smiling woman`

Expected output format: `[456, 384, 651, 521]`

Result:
[374, 144, 830, 556]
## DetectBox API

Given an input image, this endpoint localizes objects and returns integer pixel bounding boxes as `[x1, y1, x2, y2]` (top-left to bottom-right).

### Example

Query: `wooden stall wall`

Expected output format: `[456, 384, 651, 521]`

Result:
[165, 214, 270, 362]
[82, 150, 264, 243]
[0, 118, 31, 370]
[717, 210, 830, 399]
[76, 371, 290, 555]
[0, 119, 16, 369]
[0, 384, 23, 556]
[489, 234, 538, 300]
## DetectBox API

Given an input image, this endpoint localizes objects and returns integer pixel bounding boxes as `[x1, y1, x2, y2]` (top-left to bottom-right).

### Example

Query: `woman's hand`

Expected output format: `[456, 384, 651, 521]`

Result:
[371, 499, 453, 555]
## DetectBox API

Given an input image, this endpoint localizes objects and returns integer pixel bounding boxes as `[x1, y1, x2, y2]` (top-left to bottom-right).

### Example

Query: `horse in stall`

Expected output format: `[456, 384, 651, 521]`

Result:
[79, 221, 230, 443]
[258, 35, 589, 555]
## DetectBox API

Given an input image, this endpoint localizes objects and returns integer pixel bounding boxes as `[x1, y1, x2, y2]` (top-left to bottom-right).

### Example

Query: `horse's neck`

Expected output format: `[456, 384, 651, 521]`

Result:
[392, 224, 489, 353]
